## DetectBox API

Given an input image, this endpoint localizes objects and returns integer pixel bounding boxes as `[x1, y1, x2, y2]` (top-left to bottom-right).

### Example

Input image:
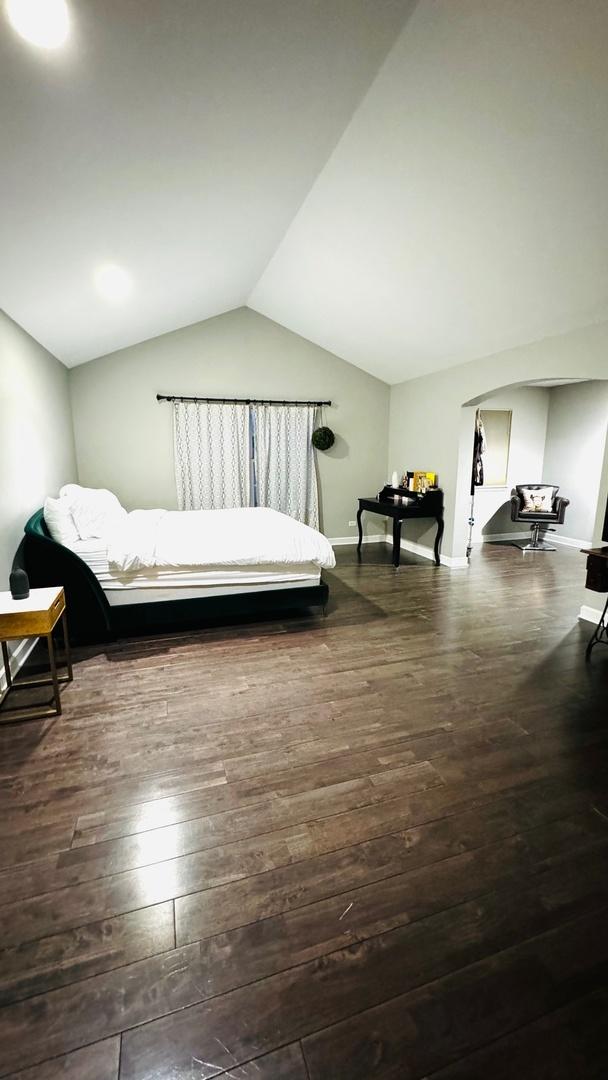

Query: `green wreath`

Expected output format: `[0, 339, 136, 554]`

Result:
[312, 426, 335, 451]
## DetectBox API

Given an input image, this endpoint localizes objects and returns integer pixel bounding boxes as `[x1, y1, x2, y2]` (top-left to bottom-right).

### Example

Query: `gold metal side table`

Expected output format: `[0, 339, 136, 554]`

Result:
[0, 586, 73, 722]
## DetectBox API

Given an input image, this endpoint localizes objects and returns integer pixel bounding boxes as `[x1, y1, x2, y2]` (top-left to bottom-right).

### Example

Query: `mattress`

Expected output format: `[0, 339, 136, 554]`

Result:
[70, 540, 321, 607]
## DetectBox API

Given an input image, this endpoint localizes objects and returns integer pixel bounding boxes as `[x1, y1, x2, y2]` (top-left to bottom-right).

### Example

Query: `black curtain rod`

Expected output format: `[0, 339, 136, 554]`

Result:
[156, 394, 331, 406]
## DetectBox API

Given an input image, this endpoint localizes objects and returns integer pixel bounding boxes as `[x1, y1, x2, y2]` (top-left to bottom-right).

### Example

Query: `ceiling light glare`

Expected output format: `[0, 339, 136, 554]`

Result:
[5, 0, 70, 49]
[94, 264, 133, 303]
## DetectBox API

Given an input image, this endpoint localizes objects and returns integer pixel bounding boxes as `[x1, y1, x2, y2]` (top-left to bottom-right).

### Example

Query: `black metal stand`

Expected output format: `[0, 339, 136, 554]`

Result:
[586, 595, 608, 660]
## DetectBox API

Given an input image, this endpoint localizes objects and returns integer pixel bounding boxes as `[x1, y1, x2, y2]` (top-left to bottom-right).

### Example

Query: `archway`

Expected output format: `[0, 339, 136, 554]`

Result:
[452, 378, 608, 563]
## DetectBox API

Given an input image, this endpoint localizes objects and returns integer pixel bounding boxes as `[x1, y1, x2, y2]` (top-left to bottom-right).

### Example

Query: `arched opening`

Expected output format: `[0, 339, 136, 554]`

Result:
[452, 378, 608, 562]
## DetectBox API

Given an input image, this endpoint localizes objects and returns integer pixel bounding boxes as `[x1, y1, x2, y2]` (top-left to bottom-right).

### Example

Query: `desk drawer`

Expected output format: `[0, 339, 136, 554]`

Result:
[0, 589, 65, 639]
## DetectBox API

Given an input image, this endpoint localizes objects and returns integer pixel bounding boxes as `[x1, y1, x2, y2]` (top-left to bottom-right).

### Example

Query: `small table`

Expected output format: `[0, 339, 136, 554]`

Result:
[0, 586, 72, 722]
[357, 486, 444, 568]
[581, 547, 608, 659]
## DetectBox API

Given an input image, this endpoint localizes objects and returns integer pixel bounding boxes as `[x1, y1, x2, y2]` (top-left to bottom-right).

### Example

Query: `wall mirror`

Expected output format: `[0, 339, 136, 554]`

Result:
[479, 409, 512, 487]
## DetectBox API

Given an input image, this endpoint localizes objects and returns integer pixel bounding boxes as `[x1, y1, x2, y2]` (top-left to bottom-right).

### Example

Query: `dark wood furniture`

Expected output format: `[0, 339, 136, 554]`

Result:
[357, 485, 444, 567]
[581, 546, 608, 658]
[0, 585, 72, 721]
[23, 509, 329, 644]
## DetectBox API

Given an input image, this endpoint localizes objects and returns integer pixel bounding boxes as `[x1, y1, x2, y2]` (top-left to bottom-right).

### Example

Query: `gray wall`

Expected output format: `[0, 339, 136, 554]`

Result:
[69, 307, 390, 539]
[389, 319, 608, 563]
[542, 381, 608, 543]
[473, 388, 550, 540]
[0, 311, 77, 667]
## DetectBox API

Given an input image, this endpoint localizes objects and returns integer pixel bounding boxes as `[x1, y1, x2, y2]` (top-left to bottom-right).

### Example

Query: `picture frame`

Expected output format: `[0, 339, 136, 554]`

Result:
[412, 470, 438, 492]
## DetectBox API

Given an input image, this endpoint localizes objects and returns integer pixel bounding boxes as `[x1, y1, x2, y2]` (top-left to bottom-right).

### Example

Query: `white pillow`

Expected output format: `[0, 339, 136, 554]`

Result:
[43, 494, 79, 546]
[60, 484, 126, 540]
[521, 486, 555, 513]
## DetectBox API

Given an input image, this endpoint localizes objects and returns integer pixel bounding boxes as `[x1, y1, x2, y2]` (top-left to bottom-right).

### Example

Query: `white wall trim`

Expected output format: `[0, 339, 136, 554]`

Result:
[331, 530, 470, 569]
[551, 533, 592, 550]
[0, 636, 39, 695]
[330, 534, 385, 546]
[476, 531, 530, 543]
[579, 604, 604, 625]
[386, 534, 469, 570]
[475, 531, 592, 549]
[440, 553, 470, 569]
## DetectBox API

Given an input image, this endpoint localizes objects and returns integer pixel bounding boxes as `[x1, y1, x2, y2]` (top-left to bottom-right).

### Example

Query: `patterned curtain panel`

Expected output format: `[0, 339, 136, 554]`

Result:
[173, 401, 250, 510]
[253, 404, 319, 528]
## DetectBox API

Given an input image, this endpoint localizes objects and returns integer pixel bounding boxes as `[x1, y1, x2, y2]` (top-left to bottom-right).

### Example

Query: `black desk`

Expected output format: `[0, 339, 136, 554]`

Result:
[581, 547, 608, 659]
[357, 486, 444, 568]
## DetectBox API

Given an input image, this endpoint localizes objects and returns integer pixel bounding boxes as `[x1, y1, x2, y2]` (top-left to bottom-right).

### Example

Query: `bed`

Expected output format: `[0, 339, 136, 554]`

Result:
[23, 489, 333, 642]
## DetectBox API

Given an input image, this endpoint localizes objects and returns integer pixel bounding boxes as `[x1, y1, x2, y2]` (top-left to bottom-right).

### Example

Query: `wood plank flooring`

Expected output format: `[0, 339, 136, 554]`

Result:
[0, 541, 607, 1078]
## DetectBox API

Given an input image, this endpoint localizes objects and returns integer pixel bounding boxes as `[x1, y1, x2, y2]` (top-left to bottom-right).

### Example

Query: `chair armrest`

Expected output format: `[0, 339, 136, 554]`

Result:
[554, 496, 569, 524]
[510, 495, 522, 521]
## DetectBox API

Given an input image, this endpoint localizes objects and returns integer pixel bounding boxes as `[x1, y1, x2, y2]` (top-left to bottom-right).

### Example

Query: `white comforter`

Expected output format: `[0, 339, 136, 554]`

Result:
[106, 507, 336, 573]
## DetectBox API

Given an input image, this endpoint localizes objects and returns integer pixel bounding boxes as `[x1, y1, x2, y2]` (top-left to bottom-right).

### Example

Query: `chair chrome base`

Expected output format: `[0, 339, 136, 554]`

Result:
[515, 522, 556, 552]
[519, 540, 556, 552]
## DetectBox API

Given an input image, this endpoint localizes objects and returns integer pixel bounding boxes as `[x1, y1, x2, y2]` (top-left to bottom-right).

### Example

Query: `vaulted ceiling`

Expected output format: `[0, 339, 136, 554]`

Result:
[2, 0, 608, 382]
[0, 0, 412, 366]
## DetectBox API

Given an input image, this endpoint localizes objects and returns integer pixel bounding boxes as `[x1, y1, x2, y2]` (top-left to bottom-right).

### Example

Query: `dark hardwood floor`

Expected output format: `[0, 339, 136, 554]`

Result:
[0, 541, 607, 1079]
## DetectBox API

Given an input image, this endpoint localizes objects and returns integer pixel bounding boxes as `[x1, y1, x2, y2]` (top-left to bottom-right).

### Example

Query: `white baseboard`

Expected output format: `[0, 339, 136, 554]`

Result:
[579, 604, 604, 625]
[440, 553, 470, 569]
[0, 636, 39, 695]
[330, 534, 385, 546]
[551, 534, 592, 550]
[386, 535, 469, 570]
[477, 531, 591, 549]
[476, 532, 529, 543]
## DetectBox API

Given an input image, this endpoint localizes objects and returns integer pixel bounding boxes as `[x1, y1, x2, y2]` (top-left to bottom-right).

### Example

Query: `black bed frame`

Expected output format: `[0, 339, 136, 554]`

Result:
[23, 510, 329, 644]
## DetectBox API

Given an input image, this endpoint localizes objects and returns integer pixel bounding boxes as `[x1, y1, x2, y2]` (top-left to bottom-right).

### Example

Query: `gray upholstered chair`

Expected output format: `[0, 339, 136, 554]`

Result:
[510, 484, 569, 551]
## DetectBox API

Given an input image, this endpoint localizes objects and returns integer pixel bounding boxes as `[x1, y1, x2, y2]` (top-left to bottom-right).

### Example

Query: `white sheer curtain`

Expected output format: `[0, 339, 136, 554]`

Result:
[253, 404, 319, 528]
[173, 401, 250, 510]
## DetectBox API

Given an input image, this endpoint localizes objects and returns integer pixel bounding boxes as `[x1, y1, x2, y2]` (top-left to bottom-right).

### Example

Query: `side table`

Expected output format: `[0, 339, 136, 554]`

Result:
[0, 586, 72, 722]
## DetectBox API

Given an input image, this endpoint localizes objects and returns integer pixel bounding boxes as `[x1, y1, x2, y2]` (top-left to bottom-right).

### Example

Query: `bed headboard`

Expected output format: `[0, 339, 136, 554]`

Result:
[24, 509, 113, 643]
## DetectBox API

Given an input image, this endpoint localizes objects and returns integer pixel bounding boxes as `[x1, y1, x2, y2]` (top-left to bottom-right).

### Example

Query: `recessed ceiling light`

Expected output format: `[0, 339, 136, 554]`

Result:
[94, 264, 133, 303]
[5, 0, 70, 49]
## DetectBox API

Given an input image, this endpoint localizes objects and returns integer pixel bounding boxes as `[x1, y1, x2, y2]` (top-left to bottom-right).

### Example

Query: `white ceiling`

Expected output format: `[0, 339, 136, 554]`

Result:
[0, 0, 412, 366]
[251, 0, 608, 383]
[2, 0, 608, 382]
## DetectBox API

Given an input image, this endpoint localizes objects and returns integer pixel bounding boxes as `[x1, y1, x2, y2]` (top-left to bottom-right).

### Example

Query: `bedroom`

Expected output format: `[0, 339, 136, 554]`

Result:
[1, 1, 608, 1078]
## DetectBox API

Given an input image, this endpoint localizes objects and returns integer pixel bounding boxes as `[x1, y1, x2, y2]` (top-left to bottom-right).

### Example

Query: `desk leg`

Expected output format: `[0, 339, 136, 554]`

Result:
[1, 641, 12, 690]
[62, 612, 73, 681]
[434, 516, 445, 567]
[356, 508, 363, 558]
[392, 518, 401, 568]
[47, 633, 61, 715]
[586, 595, 608, 660]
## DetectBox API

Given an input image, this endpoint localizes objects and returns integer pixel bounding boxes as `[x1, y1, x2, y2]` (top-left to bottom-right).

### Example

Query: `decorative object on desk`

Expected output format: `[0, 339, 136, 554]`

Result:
[312, 426, 335, 451]
[413, 471, 438, 493]
[9, 568, 29, 600]
[391, 471, 399, 488]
